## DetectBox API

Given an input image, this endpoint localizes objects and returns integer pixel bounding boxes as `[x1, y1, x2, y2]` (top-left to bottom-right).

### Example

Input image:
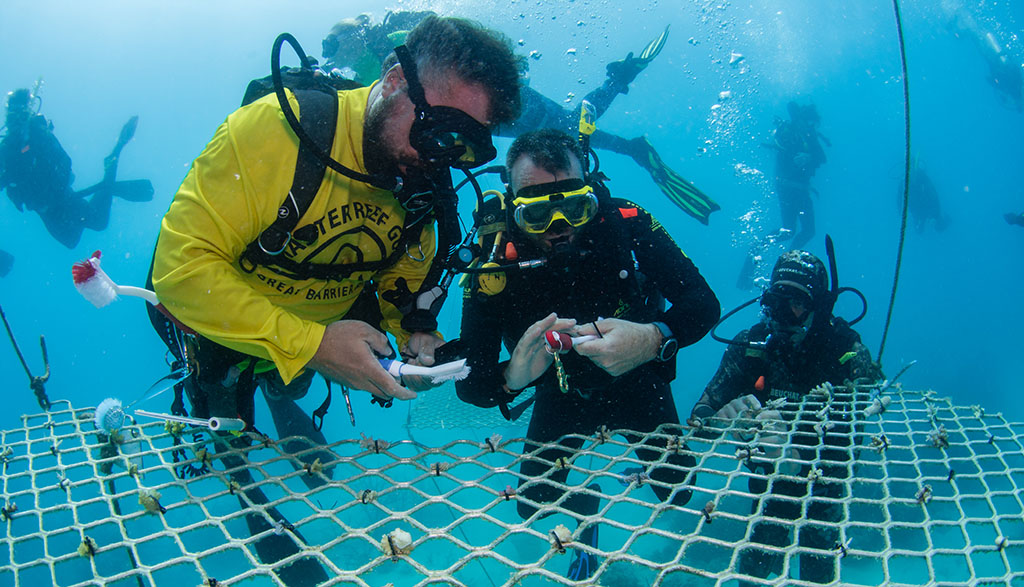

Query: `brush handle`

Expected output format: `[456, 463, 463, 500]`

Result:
[135, 409, 245, 432]
[544, 332, 598, 354]
[209, 417, 246, 432]
[380, 358, 468, 379]
[116, 285, 159, 305]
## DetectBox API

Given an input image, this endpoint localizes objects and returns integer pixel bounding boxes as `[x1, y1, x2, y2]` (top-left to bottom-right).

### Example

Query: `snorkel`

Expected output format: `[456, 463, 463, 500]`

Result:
[710, 236, 867, 350]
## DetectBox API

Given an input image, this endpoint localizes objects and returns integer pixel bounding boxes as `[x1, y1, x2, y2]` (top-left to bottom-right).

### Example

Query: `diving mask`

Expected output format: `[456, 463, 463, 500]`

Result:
[512, 178, 599, 234]
[395, 45, 497, 170]
[761, 283, 814, 328]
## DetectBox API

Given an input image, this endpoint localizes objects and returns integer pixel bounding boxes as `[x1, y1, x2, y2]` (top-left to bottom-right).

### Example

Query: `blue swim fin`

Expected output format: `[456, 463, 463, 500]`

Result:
[566, 523, 600, 581]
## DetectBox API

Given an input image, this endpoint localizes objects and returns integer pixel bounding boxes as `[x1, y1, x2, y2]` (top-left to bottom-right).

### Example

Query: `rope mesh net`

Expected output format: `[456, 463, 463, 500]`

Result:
[1, 384, 1022, 586]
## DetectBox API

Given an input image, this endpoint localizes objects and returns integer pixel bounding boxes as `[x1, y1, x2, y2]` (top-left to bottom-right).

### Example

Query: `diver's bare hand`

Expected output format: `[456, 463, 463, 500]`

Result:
[400, 332, 446, 391]
[572, 318, 661, 376]
[307, 320, 414, 401]
[714, 394, 763, 421]
[505, 313, 576, 391]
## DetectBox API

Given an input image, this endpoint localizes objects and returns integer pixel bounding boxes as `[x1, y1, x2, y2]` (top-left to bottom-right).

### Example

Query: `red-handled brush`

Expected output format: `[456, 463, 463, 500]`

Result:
[72, 250, 158, 307]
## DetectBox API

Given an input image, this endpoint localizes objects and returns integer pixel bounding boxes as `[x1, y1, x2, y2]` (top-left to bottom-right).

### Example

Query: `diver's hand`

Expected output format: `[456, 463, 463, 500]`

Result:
[713, 394, 762, 421]
[505, 313, 576, 391]
[711, 394, 763, 442]
[572, 318, 661, 376]
[307, 320, 414, 401]
[399, 332, 446, 391]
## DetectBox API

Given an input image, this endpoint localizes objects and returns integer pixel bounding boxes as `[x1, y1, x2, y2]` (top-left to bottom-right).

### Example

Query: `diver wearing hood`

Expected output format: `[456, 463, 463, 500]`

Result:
[456, 129, 719, 581]
[695, 249, 880, 415]
[690, 248, 882, 586]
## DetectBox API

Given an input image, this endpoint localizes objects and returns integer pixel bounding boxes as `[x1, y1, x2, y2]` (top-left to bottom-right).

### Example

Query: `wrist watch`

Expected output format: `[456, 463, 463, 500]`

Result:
[652, 321, 678, 362]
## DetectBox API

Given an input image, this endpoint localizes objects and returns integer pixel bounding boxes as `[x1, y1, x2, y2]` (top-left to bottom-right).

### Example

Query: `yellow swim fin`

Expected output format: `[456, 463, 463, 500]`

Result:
[631, 137, 719, 225]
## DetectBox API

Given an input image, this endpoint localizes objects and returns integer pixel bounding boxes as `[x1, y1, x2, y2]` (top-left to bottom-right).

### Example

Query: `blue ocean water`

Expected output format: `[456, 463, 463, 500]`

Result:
[0, 0, 1022, 462]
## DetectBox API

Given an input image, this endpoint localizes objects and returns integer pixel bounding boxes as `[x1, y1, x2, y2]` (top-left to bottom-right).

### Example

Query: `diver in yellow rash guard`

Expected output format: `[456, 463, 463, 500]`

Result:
[153, 85, 433, 384]
[150, 16, 521, 419]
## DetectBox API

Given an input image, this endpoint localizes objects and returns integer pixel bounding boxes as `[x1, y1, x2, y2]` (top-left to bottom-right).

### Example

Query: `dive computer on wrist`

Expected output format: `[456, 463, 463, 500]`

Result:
[652, 321, 678, 362]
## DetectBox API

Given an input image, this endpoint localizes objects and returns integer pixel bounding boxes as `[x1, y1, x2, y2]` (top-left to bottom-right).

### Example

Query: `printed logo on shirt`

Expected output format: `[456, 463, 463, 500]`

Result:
[282, 201, 404, 264]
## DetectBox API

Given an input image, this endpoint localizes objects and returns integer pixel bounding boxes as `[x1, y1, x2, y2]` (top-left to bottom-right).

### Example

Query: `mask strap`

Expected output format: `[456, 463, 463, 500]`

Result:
[394, 46, 430, 112]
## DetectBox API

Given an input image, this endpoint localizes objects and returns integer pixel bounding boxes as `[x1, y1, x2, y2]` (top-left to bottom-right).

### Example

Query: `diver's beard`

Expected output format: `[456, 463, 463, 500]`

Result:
[362, 93, 402, 177]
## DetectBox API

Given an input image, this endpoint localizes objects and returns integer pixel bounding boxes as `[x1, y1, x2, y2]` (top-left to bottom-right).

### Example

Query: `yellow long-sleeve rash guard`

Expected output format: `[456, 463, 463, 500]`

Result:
[152, 86, 436, 384]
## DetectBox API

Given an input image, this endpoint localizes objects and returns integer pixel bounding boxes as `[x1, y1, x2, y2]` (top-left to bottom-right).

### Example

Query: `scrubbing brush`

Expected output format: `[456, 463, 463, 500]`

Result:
[379, 358, 470, 383]
[72, 250, 157, 307]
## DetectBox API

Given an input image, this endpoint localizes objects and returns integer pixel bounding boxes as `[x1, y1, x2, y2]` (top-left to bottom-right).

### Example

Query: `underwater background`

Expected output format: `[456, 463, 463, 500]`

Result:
[0, 0, 1022, 449]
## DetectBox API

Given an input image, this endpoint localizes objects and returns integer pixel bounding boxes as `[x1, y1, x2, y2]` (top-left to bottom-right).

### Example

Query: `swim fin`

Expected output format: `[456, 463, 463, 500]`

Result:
[111, 115, 139, 159]
[220, 447, 330, 586]
[0, 250, 13, 278]
[263, 392, 336, 491]
[639, 25, 670, 65]
[629, 137, 719, 225]
[566, 522, 600, 581]
[111, 179, 154, 202]
[736, 249, 757, 291]
[236, 479, 330, 586]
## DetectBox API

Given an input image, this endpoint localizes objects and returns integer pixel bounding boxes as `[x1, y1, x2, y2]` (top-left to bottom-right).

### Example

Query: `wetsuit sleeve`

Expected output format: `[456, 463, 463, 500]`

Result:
[152, 95, 325, 384]
[690, 335, 754, 420]
[455, 288, 510, 408]
[626, 201, 720, 347]
[494, 86, 575, 140]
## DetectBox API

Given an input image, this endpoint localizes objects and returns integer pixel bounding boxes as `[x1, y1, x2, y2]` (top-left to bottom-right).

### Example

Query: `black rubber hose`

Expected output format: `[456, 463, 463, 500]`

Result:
[271, 33, 399, 191]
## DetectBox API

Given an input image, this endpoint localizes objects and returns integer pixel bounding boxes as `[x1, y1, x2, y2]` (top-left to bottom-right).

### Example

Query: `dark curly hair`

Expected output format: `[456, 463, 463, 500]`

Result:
[395, 15, 522, 125]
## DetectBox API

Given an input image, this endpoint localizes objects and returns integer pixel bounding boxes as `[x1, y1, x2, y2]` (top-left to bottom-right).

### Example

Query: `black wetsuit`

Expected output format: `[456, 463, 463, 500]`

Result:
[497, 83, 639, 158]
[457, 197, 720, 520]
[0, 114, 116, 248]
[772, 120, 826, 250]
[691, 321, 882, 585]
[908, 166, 948, 233]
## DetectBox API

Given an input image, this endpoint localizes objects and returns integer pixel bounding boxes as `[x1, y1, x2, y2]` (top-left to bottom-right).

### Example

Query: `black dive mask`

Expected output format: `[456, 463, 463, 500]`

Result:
[394, 45, 497, 171]
[761, 284, 814, 330]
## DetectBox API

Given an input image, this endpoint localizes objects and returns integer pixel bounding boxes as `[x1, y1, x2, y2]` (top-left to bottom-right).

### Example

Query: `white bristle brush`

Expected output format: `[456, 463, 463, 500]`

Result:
[379, 358, 470, 383]
[72, 250, 157, 307]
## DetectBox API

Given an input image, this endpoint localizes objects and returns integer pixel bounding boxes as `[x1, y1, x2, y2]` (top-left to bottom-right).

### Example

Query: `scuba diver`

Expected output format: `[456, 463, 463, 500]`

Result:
[0, 249, 12, 277]
[0, 86, 154, 249]
[147, 16, 521, 585]
[455, 129, 719, 580]
[944, 0, 1024, 112]
[320, 11, 719, 224]
[767, 101, 828, 250]
[691, 246, 882, 586]
[907, 157, 950, 233]
[1006, 211, 1024, 227]
[737, 101, 828, 289]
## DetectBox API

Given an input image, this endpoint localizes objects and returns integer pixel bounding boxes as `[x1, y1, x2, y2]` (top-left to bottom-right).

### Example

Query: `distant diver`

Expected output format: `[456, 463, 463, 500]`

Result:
[1005, 211, 1024, 227]
[737, 100, 828, 289]
[907, 157, 950, 233]
[944, 0, 1024, 111]
[0, 249, 12, 278]
[0, 86, 154, 248]
[319, 12, 718, 223]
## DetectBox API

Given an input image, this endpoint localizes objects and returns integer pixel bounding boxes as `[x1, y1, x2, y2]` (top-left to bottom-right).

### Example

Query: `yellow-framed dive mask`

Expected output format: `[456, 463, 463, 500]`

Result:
[511, 178, 599, 234]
